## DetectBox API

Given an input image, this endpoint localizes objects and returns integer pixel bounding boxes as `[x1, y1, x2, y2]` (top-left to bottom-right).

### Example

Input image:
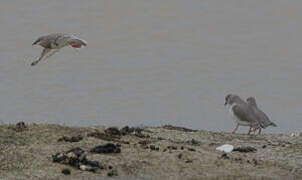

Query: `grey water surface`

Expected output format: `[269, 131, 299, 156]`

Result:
[0, 0, 302, 133]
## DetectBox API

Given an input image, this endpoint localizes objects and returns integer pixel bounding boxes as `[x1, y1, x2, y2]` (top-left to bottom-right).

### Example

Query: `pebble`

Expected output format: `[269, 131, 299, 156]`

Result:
[233, 146, 257, 153]
[90, 143, 121, 154]
[61, 168, 71, 175]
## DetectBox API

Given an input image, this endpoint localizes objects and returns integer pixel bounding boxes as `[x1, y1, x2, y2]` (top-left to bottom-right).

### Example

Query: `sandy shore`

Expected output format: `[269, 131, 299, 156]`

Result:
[0, 123, 301, 180]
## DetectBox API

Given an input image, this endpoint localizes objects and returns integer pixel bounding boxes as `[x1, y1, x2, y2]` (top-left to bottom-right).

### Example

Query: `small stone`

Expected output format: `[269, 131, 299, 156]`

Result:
[107, 169, 118, 177]
[181, 146, 184, 150]
[221, 153, 229, 159]
[58, 135, 83, 143]
[149, 145, 159, 151]
[61, 168, 71, 175]
[253, 159, 258, 166]
[187, 148, 196, 152]
[185, 160, 193, 163]
[120, 126, 133, 135]
[190, 139, 200, 145]
[167, 146, 177, 150]
[105, 127, 121, 136]
[234, 157, 242, 161]
[66, 147, 85, 157]
[233, 146, 257, 153]
[90, 143, 121, 154]
[138, 140, 151, 146]
[177, 153, 182, 159]
[52, 153, 66, 163]
[157, 137, 165, 140]
[13, 122, 27, 132]
[262, 145, 267, 149]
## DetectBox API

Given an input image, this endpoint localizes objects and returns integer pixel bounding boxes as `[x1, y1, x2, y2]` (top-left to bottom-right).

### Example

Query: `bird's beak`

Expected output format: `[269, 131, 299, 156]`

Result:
[32, 39, 40, 46]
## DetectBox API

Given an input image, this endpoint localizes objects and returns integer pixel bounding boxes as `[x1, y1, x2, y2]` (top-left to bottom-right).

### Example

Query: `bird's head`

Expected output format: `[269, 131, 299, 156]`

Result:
[224, 94, 233, 106]
[246, 97, 257, 107]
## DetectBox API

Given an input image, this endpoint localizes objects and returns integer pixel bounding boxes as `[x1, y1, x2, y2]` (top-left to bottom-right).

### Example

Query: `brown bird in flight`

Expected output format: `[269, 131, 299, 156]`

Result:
[31, 33, 87, 66]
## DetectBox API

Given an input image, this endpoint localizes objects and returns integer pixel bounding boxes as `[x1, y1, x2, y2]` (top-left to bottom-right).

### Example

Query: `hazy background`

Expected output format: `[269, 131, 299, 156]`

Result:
[0, 0, 302, 133]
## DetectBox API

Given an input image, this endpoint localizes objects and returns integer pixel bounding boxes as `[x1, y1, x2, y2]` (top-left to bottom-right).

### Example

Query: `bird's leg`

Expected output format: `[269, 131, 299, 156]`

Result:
[31, 48, 51, 66]
[232, 124, 239, 134]
[44, 49, 59, 60]
[258, 128, 262, 135]
[248, 127, 252, 135]
[252, 127, 257, 134]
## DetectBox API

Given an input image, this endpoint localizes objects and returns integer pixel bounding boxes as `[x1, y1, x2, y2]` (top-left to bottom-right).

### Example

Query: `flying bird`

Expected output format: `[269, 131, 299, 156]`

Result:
[246, 97, 277, 134]
[224, 94, 260, 134]
[31, 33, 87, 66]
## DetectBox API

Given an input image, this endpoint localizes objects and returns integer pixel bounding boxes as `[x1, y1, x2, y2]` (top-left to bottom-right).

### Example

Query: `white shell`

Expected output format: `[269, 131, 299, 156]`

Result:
[216, 144, 234, 153]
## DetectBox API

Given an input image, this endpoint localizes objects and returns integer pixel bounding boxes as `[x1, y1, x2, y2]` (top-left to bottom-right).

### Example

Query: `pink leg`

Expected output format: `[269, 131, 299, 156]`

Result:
[232, 124, 239, 134]
[248, 127, 252, 135]
[252, 128, 256, 134]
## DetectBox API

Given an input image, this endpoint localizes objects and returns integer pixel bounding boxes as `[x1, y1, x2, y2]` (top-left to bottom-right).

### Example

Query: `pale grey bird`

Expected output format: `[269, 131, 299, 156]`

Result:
[246, 97, 277, 134]
[31, 33, 87, 66]
[224, 94, 260, 134]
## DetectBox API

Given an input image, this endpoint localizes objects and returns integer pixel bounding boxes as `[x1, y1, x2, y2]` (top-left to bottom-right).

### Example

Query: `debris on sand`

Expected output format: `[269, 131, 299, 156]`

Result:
[87, 131, 119, 142]
[120, 126, 150, 136]
[88, 126, 148, 142]
[13, 122, 27, 132]
[90, 143, 121, 154]
[220, 153, 229, 159]
[162, 125, 197, 132]
[52, 147, 103, 173]
[125, 127, 150, 138]
[107, 169, 118, 177]
[149, 145, 159, 151]
[167, 146, 178, 150]
[185, 139, 201, 146]
[187, 147, 196, 152]
[233, 146, 257, 153]
[61, 168, 71, 175]
[105, 127, 122, 137]
[138, 140, 152, 146]
[216, 144, 234, 153]
[58, 135, 83, 143]
[177, 153, 182, 159]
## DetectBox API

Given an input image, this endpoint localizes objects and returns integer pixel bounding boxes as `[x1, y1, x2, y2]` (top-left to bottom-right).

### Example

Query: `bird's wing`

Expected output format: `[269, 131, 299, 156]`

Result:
[232, 105, 259, 127]
[67, 37, 87, 48]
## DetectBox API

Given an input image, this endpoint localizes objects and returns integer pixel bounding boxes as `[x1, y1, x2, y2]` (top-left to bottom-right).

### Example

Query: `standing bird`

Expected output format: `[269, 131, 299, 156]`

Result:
[246, 97, 277, 134]
[31, 33, 87, 66]
[224, 94, 260, 134]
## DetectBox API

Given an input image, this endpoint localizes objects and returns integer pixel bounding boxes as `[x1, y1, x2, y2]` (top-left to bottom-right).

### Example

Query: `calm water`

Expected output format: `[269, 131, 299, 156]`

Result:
[0, 0, 302, 133]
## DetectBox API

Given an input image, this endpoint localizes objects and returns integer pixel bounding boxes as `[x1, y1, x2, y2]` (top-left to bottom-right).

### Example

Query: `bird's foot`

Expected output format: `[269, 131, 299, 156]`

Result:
[31, 61, 39, 66]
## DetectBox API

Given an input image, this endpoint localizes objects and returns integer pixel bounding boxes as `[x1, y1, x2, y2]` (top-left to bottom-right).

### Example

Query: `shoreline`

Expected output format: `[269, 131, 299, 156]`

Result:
[0, 123, 301, 179]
